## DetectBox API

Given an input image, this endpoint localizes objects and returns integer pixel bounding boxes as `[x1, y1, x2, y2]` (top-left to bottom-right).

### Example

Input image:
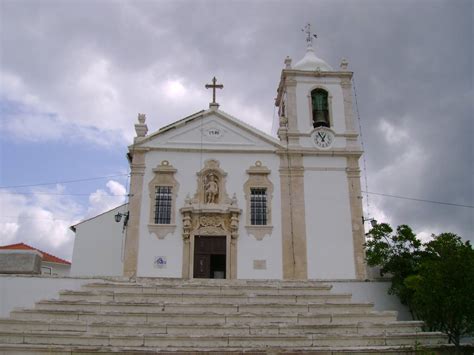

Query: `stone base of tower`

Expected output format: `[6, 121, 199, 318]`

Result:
[0, 278, 453, 353]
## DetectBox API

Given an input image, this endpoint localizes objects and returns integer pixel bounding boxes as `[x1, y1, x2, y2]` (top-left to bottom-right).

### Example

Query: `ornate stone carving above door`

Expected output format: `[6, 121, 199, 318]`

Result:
[179, 159, 241, 279]
[189, 159, 232, 206]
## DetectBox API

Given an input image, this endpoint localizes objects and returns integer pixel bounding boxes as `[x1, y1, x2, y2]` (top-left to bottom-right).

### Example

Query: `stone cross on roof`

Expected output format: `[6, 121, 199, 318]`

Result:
[205, 77, 223, 109]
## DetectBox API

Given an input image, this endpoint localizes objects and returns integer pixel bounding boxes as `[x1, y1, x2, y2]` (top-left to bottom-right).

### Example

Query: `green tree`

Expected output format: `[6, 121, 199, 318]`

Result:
[365, 223, 422, 318]
[365, 225, 474, 348]
[407, 233, 474, 347]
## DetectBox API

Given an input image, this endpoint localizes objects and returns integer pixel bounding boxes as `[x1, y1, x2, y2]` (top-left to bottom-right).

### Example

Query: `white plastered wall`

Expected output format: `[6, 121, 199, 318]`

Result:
[71, 205, 126, 276]
[136, 150, 282, 279]
[304, 156, 356, 279]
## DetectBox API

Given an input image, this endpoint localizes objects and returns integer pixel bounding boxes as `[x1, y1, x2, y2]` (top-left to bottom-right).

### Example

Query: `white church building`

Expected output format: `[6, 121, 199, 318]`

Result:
[71, 32, 367, 282]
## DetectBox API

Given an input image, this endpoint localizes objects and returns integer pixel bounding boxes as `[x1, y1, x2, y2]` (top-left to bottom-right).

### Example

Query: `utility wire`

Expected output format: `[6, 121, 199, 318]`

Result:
[2, 190, 470, 208]
[0, 173, 130, 189]
[362, 191, 474, 209]
[352, 76, 371, 218]
[0, 192, 128, 197]
[0, 216, 76, 221]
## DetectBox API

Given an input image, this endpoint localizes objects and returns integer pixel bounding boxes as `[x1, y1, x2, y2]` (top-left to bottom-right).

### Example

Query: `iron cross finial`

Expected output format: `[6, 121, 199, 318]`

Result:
[205, 77, 224, 106]
[302, 23, 317, 47]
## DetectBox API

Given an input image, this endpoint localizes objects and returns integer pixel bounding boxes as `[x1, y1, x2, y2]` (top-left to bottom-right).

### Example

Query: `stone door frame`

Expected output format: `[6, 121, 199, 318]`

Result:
[181, 212, 239, 280]
[190, 233, 231, 280]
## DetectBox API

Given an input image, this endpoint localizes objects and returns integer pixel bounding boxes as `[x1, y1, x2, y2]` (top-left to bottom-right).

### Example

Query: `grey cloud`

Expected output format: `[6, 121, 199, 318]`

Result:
[1, 0, 472, 241]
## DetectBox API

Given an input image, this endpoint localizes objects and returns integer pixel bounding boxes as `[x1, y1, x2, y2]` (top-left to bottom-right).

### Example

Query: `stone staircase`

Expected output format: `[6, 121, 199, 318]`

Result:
[0, 278, 450, 354]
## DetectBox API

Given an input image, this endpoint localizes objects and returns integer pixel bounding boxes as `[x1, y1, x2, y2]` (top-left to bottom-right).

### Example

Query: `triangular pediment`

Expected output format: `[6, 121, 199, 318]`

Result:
[133, 109, 282, 151]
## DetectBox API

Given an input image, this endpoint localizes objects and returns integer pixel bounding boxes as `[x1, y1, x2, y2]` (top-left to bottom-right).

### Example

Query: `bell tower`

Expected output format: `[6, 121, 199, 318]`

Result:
[276, 25, 367, 280]
[276, 25, 359, 149]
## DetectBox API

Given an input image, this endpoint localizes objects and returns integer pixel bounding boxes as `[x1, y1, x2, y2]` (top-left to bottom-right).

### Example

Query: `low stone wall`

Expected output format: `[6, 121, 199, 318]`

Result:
[0, 250, 42, 274]
[324, 279, 412, 320]
[0, 275, 127, 317]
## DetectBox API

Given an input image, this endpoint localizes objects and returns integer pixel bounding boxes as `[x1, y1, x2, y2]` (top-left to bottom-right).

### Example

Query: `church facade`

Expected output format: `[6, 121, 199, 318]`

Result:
[72, 36, 367, 281]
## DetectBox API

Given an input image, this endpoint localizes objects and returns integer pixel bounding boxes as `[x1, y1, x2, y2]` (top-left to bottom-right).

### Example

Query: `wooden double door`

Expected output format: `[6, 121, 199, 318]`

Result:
[193, 236, 226, 279]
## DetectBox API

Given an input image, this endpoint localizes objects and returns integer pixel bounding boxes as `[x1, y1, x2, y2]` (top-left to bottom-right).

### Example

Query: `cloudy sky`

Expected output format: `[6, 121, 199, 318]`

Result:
[0, 0, 472, 261]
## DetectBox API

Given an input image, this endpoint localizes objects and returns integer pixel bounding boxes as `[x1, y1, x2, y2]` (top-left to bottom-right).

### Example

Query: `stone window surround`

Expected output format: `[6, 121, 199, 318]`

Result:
[147, 160, 179, 239]
[307, 85, 333, 129]
[244, 161, 274, 240]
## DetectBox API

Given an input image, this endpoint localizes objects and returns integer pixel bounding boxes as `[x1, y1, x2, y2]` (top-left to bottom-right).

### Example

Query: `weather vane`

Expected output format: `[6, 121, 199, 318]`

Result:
[302, 23, 317, 47]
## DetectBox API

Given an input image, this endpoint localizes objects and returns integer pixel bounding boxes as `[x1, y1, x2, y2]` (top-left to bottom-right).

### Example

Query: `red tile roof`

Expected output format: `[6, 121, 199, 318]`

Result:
[0, 243, 71, 265]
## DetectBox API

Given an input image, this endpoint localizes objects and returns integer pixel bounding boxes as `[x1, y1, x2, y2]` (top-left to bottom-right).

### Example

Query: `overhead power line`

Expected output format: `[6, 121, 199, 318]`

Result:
[0, 174, 130, 189]
[0, 192, 128, 197]
[362, 191, 474, 209]
[1, 188, 471, 208]
[352, 76, 372, 218]
[0, 216, 77, 222]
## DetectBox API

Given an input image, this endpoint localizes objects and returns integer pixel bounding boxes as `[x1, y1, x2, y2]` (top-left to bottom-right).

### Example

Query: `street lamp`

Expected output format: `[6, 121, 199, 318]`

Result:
[114, 212, 129, 230]
[362, 216, 377, 228]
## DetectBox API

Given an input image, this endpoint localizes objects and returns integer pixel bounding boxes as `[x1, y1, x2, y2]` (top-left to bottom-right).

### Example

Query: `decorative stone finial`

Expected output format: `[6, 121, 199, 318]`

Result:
[284, 56, 292, 69]
[340, 58, 349, 71]
[135, 113, 148, 138]
[185, 193, 192, 206]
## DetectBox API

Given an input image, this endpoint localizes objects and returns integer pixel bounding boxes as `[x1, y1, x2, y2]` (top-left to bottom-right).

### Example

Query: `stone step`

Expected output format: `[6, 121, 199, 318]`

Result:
[82, 282, 334, 296]
[0, 330, 447, 348]
[0, 344, 456, 355]
[103, 278, 334, 288]
[34, 299, 375, 315]
[0, 318, 425, 336]
[0, 278, 450, 353]
[10, 309, 398, 325]
[58, 289, 353, 304]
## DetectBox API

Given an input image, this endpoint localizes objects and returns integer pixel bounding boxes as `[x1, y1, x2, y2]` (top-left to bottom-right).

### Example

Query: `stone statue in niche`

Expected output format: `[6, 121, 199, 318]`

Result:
[204, 173, 219, 204]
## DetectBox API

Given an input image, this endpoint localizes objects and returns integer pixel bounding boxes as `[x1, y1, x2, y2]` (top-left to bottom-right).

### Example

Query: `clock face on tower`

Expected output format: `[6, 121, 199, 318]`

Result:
[312, 128, 335, 149]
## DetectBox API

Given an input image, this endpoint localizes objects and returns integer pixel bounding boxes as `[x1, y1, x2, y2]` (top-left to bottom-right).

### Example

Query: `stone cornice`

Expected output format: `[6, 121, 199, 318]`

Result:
[275, 148, 363, 157]
[130, 163, 146, 175]
[283, 69, 354, 78]
[127, 147, 150, 157]
[141, 146, 362, 157]
[276, 70, 353, 106]
[152, 165, 177, 174]
[286, 131, 359, 138]
[180, 205, 241, 215]
[135, 147, 278, 154]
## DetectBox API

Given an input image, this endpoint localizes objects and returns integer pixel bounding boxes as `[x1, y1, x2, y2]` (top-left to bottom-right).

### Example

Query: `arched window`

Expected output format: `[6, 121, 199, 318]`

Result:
[311, 89, 329, 128]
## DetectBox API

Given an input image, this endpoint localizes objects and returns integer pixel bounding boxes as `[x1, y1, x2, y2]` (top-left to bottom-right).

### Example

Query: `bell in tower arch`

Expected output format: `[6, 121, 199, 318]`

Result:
[311, 88, 330, 128]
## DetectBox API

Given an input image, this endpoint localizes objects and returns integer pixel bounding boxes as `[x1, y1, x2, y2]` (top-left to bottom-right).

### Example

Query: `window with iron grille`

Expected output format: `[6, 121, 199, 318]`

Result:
[154, 186, 172, 224]
[250, 188, 267, 225]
